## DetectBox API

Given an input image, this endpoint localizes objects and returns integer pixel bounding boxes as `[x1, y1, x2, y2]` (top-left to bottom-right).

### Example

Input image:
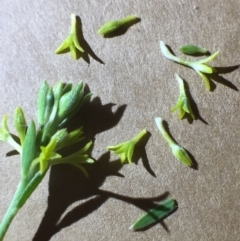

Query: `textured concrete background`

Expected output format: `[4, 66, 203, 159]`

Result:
[0, 0, 240, 240]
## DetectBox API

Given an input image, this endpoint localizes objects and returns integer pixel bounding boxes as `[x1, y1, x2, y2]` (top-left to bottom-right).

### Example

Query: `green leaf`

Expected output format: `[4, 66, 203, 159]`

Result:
[129, 199, 177, 230]
[180, 45, 208, 55]
[98, 15, 138, 35]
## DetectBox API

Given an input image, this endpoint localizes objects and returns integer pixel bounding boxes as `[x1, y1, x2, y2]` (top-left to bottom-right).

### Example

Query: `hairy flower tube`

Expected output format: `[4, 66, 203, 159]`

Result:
[55, 14, 84, 59]
[155, 117, 193, 167]
[171, 74, 195, 120]
[160, 41, 219, 91]
[107, 129, 147, 164]
[0, 81, 93, 240]
[98, 15, 138, 35]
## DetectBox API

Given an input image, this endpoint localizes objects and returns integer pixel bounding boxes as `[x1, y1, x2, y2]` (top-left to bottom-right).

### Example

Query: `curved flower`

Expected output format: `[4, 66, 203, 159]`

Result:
[171, 74, 195, 120]
[160, 41, 219, 91]
[107, 129, 147, 164]
[155, 117, 192, 167]
[55, 14, 84, 59]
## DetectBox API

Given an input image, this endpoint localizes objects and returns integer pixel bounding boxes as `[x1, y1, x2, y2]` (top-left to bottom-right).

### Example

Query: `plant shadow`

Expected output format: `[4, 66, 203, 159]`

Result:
[162, 120, 198, 170]
[208, 65, 239, 91]
[75, 16, 104, 64]
[101, 17, 141, 38]
[33, 94, 172, 240]
[132, 131, 156, 177]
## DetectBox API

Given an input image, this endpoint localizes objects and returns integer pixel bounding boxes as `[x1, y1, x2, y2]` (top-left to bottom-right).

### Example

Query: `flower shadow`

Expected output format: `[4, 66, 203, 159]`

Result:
[74, 16, 105, 64]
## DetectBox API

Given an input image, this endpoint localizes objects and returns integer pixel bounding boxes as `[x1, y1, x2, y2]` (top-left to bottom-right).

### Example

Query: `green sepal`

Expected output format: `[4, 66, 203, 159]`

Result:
[58, 82, 84, 121]
[98, 15, 138, 35]
[37, 81, 49, 126]
[0, 115, 10, 141]
[43, 88, 54, 126]
[129, 199, 177, 230]
[14, 107, 27, 145]
[180, 45, 208, 55]
[171, 143, 193, 166]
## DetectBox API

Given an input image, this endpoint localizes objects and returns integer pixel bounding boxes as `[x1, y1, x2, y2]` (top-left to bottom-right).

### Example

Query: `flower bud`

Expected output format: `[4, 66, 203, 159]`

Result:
[14, 107, 27, 145]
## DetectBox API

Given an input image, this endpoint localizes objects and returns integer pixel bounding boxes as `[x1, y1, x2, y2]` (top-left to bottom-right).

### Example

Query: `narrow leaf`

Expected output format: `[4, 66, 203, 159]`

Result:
[130, 199, 177, 230]
[180, 45, 208, 55]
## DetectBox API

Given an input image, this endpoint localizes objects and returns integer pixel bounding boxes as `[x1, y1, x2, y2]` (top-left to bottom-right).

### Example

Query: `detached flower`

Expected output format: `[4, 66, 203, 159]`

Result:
[98, 15, 138, 35]
[160, 41, 219, 91]
[107, 129, 147, 164]
[155, 117, 193, 167]
[171, 74, 195, 120]
[55, 14, 84, 59]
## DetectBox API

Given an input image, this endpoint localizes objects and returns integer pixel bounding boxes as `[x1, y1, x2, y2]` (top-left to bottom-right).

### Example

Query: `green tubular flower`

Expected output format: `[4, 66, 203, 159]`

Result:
[171, 74, 195, 120]
[55, 14, 84, 59]
[98, 15, 138, 35]
[160, 41, 219, 91]
[107, 129, 147, 164]
[155, 117, 192, 167]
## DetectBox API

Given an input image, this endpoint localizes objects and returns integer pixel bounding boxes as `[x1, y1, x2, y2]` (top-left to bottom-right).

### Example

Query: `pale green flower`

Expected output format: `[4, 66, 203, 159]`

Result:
[55, 14, 84, 59]
[160, 41, 219, 91]
[107, 129, 147, 164]
[171, 74, 195, 120]
[155, 117, 192, 167]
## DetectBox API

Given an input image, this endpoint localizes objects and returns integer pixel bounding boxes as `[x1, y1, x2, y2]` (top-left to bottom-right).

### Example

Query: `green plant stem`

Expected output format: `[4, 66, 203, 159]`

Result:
[0, 173, 44, 241]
